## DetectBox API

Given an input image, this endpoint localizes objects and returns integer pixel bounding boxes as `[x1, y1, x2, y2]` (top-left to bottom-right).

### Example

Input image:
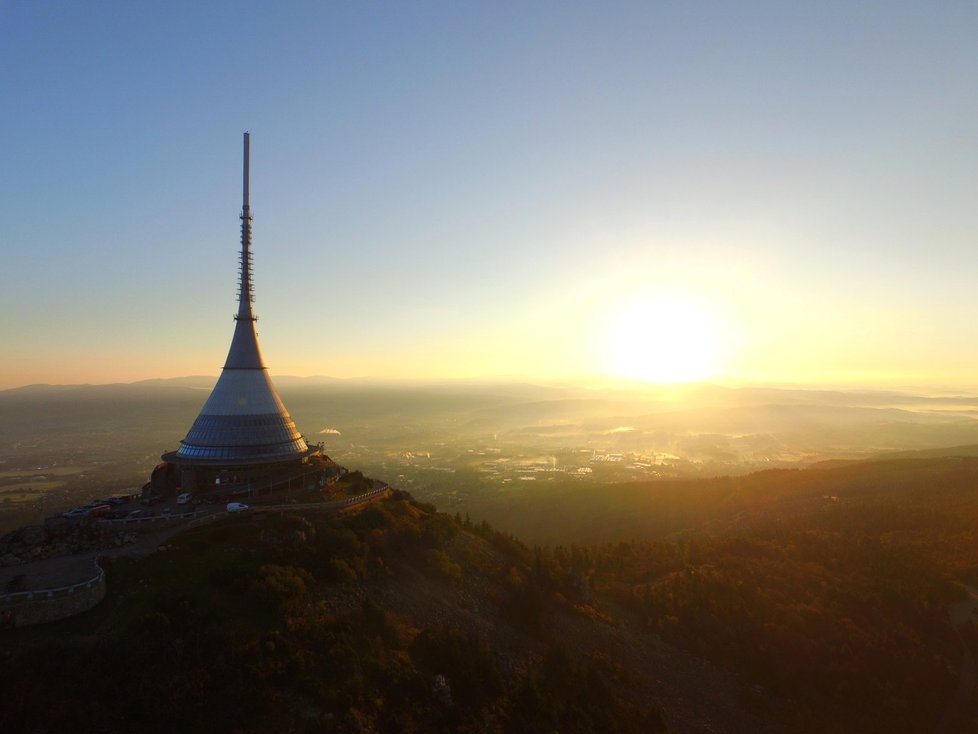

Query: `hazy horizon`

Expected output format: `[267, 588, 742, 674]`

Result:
[8, 372, 978, 398]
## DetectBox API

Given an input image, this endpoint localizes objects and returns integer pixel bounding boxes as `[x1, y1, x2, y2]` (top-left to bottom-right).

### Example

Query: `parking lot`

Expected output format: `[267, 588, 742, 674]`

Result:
[53, 493, 229, 527]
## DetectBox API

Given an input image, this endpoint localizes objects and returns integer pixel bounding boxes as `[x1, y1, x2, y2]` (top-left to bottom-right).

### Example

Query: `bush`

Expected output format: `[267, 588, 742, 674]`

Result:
[250, 564, 312, 612]
[425, 548, 462, 584]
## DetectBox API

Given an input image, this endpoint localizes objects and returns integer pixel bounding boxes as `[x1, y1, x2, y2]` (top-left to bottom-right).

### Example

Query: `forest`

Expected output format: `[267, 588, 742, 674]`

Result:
[5, 455, 978, 731]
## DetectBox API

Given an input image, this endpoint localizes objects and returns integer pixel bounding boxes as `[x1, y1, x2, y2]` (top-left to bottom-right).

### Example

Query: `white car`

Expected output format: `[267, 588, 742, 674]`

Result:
[226, 502, 249, 513]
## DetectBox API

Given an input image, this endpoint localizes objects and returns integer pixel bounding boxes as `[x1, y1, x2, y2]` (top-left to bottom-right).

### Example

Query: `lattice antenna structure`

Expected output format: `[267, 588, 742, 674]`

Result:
[236, 131, 256, 321]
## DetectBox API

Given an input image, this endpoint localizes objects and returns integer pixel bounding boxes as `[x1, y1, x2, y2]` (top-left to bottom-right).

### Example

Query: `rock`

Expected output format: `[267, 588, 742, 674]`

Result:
[432, 674, 453, 706]
[260, 516, 315, 549]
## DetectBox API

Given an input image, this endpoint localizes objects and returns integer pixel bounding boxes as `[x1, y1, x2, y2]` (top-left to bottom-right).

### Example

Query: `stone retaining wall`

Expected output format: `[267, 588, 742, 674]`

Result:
[0, 560, 106, 628]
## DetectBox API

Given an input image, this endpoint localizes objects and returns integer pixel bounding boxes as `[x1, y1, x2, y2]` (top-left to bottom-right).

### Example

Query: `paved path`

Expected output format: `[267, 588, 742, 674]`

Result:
[0, 523, 187, 594]
[0, 553, 96, 591]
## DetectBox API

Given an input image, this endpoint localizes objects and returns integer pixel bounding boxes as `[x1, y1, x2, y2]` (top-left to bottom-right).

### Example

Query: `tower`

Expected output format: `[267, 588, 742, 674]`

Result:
[159, 133, 319, 496]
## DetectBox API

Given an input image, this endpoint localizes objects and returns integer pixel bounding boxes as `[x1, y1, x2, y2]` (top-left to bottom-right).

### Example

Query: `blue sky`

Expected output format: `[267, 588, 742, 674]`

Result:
[2, 2, 977, 389]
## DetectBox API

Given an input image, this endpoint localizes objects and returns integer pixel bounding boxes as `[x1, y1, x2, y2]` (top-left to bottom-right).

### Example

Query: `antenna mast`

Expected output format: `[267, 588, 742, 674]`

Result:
[236, 131, 255, 320]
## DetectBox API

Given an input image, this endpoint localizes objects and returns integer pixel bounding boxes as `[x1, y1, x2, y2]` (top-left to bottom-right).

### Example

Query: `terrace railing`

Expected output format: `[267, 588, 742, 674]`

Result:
[1, 558, 104, 605]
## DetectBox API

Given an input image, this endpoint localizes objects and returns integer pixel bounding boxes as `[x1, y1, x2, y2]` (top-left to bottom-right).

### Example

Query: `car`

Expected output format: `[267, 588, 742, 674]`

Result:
[141, 495, 164, 506]
[105, 496, 130, 505]
[126, 509, 146, 518]
[177, 492, 193, 505]
[89, 504, 112, 518]
[62, 507, 91, 519]
[226, 502, 249, 513]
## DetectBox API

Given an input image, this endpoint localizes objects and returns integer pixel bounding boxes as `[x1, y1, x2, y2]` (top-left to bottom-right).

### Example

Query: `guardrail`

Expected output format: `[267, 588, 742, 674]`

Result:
[186, 486, 391, 527]
[1, 558, 104, 605]
[330, 485, 390, 508]
[206, 464, 340, 499]
[264, 486, 390, 512]
[96, 510, 196, 526]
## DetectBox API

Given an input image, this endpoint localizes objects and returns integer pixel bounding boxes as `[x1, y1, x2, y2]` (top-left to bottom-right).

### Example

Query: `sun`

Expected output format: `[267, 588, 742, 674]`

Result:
[602, 293, 723, 383]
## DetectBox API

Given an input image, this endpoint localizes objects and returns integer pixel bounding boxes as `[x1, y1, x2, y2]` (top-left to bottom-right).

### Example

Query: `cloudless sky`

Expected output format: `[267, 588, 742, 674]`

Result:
[1, 1, 977, 389]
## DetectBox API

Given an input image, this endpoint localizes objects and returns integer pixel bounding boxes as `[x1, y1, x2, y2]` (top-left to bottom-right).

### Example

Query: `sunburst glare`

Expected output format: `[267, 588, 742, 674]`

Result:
[601, 293, 724, 383]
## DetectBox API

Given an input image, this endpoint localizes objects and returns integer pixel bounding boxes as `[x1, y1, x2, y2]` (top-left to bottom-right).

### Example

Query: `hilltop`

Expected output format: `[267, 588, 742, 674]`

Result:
[1, 492, 686, 733]
[6, 455, 978, 731]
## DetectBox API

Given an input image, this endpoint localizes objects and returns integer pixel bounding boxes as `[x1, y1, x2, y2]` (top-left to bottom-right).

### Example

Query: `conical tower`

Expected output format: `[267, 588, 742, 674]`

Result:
[160, 133, 315, 495]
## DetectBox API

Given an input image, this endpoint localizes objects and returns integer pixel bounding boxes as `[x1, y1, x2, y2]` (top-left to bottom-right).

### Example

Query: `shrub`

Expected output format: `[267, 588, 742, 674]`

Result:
[250, 564, 312, 612]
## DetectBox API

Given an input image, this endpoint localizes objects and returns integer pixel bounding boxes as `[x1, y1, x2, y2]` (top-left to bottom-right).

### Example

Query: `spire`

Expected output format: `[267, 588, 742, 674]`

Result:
[223, 132, 264, 369]
[237, 131, 255, 321]
[165, 132, 310, 466]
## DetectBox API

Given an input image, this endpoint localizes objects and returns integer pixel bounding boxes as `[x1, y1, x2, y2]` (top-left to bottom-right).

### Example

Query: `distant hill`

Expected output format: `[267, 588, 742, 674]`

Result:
[473, 454, 978, 545]
[872, 443, 978, 460]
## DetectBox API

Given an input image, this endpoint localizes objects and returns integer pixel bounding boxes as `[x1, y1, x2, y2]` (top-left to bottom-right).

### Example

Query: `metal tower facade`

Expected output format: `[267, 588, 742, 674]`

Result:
[166, 133, 309, 465]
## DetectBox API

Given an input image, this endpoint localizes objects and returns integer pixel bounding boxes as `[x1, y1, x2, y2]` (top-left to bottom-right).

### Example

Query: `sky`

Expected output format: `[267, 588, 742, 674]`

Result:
[1, 1, 977, 390]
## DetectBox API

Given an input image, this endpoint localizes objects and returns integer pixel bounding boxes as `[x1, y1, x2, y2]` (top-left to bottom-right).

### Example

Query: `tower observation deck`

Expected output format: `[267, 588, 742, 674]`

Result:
[159, 133, 320, 495]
